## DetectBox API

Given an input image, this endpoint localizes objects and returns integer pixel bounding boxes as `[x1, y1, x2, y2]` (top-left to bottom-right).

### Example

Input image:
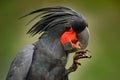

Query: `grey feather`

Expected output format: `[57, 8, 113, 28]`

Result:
[6, 44, 35, 80]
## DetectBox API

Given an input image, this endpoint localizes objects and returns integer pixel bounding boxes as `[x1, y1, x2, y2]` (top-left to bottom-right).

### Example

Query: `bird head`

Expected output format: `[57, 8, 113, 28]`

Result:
[60, 15, 89, 52]
[21, 6, 89, 53]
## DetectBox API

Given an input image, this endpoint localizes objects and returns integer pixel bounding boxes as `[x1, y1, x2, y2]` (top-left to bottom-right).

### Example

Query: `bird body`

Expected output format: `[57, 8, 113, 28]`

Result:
[6, 6, 89, 80]
[6, 44, 34, 80]
[26, 24, 68, 80]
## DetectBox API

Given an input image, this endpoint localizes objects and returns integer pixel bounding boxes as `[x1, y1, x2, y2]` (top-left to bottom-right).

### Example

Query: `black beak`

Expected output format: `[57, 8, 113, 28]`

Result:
[77, 27, 89, 50]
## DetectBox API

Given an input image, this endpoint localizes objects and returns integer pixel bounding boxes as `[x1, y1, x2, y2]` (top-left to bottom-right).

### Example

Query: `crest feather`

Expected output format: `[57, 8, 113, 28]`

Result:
[21, 6, 81, 36]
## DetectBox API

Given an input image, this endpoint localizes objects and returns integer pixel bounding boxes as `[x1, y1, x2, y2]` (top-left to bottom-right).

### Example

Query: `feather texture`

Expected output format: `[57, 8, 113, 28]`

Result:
[20, 6, 86, 36]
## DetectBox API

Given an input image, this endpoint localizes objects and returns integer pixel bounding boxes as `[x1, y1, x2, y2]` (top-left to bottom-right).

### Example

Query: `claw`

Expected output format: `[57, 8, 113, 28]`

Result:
[74, 60, 81, 65]
[75, 49, 91, 58]
[75, 49, 89, 54]
[65, 49, 91, 76]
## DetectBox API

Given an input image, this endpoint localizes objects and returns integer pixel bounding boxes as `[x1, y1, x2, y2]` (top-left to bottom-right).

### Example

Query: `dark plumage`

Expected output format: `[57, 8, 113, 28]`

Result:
[20, 6, 87, 36]
[6, 6, 89, 80]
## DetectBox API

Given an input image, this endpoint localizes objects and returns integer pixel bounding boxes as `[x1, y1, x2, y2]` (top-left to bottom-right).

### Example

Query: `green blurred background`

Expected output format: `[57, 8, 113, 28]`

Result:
[0, 0, 120, 80]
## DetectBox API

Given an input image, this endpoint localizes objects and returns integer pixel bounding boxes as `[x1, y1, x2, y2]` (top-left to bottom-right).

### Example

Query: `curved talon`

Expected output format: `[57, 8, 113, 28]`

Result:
[65, 49, 91, 76]
[74, 60, 81, 65]
[76, 49, 89, 54]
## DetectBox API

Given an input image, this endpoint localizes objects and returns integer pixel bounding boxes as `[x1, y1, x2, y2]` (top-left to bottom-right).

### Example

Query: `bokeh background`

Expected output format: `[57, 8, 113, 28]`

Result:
[0, 0, 120, 80]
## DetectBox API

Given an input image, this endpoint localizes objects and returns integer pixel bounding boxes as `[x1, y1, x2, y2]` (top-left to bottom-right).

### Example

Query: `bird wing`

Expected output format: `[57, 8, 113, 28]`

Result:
[6, 44, 35, 80]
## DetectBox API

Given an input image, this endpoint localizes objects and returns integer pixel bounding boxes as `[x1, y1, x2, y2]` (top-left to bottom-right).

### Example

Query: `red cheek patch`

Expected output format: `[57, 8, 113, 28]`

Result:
[60, 28, 78, 48]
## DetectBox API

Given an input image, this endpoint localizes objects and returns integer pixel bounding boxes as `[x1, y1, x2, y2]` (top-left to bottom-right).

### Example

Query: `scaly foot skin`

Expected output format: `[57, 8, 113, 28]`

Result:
[65, 50, 91, 76]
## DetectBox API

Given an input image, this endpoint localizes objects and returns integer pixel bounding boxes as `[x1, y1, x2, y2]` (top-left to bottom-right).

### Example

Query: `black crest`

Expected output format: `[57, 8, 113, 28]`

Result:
[20, 6, 86, 36]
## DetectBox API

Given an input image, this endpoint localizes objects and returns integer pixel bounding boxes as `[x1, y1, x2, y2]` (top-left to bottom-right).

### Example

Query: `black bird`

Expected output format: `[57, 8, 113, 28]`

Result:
[6, 6, 90, 80]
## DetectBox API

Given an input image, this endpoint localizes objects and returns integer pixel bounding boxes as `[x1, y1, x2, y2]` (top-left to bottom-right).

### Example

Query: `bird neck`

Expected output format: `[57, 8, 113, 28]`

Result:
[40, 26, 65, 43]
[35, 27, 66, 51]
[34, 27, 68, 64]
[35, 29, 67, 59]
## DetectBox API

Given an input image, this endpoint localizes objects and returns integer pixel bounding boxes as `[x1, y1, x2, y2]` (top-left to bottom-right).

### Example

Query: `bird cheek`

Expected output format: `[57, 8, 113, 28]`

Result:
[60, 28, 81, 52]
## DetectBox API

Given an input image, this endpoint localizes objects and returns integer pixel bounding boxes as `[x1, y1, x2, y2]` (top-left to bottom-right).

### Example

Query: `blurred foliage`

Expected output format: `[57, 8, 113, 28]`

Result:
[0, 0, 120, 80]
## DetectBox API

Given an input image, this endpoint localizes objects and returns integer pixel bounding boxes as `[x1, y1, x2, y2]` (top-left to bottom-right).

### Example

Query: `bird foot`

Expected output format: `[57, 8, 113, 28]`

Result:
[64, 50, 91, 76]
